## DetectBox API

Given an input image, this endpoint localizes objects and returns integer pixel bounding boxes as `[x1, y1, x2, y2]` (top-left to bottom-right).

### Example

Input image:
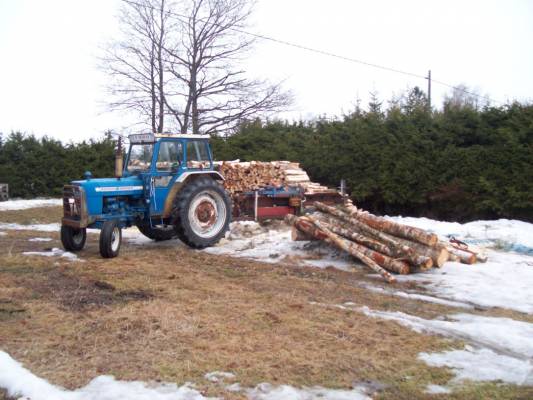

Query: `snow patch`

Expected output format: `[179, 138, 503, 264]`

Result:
[204, 221, 354, 271]
[23, 247, 80, 261]
[388, 216, 533, 254]
[0, 222, 60, 232]
[0, 351, 214, 400]
[396, 250, 533, 313]
[424, 384, 451, 394]
[419, 347, 533, 385]
[246, 382, 370, 400]
[225, 382, 242, 392]
[204, 371, 235, 383]
[361, 285, 474, 309]
[313, 303, 533, 385]
[28, 237, 53, 242]
[356, 307, 533, 359]
[0, 198, 62, 211]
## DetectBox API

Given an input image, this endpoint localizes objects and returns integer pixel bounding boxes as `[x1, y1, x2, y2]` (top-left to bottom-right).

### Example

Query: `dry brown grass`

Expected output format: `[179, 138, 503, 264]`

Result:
[0, 206, 63, 225]
[1, 207, 532, 399]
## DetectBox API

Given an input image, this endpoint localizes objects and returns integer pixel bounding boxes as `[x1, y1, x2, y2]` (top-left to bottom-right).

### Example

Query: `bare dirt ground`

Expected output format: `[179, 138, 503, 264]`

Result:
[1, 207, 532, 399]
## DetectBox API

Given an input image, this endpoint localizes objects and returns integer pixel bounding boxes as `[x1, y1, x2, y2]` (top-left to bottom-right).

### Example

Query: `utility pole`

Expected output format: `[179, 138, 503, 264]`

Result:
[426, 70, 432, 109]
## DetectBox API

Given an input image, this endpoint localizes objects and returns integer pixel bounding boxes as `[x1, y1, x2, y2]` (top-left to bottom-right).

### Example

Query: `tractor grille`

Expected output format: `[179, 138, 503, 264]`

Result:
[63, 185, 84, 219]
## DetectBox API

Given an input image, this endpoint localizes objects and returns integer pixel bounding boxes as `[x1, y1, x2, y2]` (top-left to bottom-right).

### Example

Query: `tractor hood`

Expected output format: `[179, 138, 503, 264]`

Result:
[72, 176, 144, 197]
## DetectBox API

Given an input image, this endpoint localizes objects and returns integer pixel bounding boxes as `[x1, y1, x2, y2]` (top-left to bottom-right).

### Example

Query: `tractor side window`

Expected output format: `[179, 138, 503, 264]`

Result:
[156, 141, 183, 171]
[127, 144, 153, 172]
[186, 141, 211, 169]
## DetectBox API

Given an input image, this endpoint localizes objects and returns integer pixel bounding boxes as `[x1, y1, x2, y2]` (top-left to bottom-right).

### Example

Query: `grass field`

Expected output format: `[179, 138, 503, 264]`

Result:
[1, 206, 532, 399]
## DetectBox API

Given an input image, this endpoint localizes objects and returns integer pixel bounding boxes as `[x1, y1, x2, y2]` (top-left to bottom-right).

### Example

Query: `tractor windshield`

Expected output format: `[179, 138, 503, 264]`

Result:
[127, 144, 154, 173]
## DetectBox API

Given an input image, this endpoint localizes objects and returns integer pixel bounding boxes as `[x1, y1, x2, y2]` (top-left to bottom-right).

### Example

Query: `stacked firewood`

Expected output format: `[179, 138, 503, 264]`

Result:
[216, 161, 333, 194]
[286, 201, 486, 283]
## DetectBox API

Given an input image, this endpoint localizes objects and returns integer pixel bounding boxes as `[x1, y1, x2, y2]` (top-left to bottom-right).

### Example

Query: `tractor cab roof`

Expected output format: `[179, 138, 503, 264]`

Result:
[128, 133, 209, 144]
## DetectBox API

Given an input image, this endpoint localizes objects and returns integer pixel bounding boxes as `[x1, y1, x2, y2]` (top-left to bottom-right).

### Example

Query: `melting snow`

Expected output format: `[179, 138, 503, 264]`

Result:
[361, 285, 474, 309]
[0, 198, 62, 211]
[420, 346, 533, 385]
[28, 237, 53, 242]
[204, 371, 235, 383]
[424, 384, 451, 394]
[0, 351, 214, 400]
[0, 222, 60, 232]
[23, 247, 80, 261]
[204, 221, 354, 271]
[0, 351, 376, 400]
[245, 382, 370, 400]
[388, 216, 533, 255]
[396, 250, 533, 313]
[316, 302, 533, 386]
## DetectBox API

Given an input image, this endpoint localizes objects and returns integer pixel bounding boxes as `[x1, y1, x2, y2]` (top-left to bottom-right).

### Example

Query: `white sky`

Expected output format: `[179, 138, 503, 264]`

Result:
[0, 0, 532, 142]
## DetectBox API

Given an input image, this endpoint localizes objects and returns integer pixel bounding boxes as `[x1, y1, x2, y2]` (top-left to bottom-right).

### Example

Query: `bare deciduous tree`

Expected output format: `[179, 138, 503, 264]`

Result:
[164, 0, 291, 134]
[102, 0, 172, 133]
[102, 0, 291, 135]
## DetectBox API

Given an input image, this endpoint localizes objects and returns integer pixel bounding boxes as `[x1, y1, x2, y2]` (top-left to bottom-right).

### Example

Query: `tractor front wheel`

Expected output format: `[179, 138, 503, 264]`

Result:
[60, 225, 86, 252]
[99, 220, 122, 258]
[172, 177, 231, 249]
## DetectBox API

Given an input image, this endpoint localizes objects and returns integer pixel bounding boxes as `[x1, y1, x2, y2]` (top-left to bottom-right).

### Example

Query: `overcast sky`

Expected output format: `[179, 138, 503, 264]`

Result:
[1, 0, 532, 142]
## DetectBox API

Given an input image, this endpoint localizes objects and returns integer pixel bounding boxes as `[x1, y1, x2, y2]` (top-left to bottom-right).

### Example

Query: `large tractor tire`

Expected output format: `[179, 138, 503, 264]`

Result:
[136, 221, 176, 241]
[172, 177, 231, 249]
[60, 225, 86, 252]
[99, 220, 122, 258]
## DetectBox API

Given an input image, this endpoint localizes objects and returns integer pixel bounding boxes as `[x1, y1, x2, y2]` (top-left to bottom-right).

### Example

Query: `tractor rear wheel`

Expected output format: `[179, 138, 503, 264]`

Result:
[172, 177, 231, 249]
[60, 225, 86, 252]
[99, 220, 122, 258]
[136, 222, 176, 241]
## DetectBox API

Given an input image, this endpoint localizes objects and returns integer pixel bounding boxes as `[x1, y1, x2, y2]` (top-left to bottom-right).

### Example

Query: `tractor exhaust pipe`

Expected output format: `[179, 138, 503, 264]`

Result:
[115, 136, 123, 179]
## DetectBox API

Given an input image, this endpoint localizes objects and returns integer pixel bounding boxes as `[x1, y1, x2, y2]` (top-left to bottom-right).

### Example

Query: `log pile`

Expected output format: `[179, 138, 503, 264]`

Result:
[286, 201, 486, 283]
[216, 161, 334, 194]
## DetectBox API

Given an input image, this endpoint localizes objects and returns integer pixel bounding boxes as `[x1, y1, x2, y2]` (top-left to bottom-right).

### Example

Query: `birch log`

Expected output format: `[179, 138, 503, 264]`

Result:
[314, 202, 432, 268]
[339, 204, 438, 246]
[379, 233, 449, 268]
[286, 214, 397, 282]
[316, 213, 432, 270]
[437, 242, 477, 264]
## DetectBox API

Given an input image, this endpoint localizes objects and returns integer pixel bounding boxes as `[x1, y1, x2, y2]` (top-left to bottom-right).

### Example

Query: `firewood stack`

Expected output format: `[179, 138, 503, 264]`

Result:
[216, 161, 333, 194]
[286, 200, 487, 283]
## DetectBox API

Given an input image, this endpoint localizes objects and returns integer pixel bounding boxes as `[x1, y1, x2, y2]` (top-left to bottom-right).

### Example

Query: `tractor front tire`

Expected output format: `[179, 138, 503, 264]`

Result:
[136, 222, 176, 241]
[172, 177, 231, 249]
[60, 225, 86, 252]
[99, 220, 122, 258]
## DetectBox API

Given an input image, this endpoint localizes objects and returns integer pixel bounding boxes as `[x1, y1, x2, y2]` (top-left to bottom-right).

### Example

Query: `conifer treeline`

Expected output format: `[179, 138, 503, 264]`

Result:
[0, 133, 115, 198]
[212, 90, 532, 222]
[1, 89, 531, 221]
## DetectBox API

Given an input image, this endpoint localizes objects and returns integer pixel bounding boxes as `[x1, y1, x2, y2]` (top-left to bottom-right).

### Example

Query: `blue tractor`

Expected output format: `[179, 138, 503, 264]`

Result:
[60, 133, 231, 258]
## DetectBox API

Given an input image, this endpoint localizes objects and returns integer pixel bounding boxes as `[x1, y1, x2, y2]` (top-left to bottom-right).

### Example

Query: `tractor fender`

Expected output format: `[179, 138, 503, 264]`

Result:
[161, 171, 225, 218]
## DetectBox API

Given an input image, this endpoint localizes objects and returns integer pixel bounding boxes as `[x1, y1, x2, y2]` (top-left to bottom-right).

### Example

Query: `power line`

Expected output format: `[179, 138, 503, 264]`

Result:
[122, 0, 504, 105]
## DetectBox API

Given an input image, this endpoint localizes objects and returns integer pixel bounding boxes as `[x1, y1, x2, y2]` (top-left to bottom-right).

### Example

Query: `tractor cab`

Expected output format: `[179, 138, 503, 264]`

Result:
[60, 133, 230, 258]
[124, 133, 217, 217]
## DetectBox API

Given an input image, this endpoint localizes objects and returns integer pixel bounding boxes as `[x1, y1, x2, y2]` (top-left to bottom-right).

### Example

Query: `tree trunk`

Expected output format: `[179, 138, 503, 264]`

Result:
[380, 233, 449, 268]
[157, 0, 165, 133]
[316, 213, 432, 270]
[437, 242, 476, 264]
[339, 204, 438, 246]
[291, 226, 313, 241]
[314, 202, 431, 267]
[286, 215, 396, 282]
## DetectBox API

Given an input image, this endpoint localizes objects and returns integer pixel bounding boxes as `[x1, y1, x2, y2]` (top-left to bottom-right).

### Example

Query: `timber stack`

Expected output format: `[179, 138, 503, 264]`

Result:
[286, 200, 487, 283]
[217, 161, 335, 195]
